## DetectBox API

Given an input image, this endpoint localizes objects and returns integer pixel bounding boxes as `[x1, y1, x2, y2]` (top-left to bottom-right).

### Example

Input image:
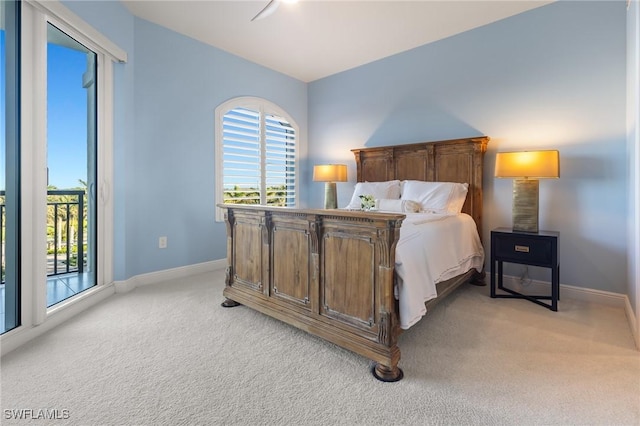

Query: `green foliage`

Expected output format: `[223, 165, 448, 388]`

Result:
[45, 184, 88, 271]
[224, 185, 290, 207]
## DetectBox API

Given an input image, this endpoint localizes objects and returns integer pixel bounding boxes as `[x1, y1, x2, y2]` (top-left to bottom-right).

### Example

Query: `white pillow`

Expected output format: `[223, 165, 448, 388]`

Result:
[401, 180, 469, 214]
[345, 181, 401, 209]
[377, 199, 421, 213]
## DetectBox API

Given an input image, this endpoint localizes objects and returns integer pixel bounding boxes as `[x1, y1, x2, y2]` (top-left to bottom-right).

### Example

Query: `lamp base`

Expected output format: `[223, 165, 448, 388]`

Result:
[512, 179, 539, 233]
[324, 182, 337, 209]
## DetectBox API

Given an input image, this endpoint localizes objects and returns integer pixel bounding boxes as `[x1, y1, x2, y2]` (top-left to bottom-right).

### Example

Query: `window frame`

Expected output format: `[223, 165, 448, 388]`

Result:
[215, 97, 299, 222]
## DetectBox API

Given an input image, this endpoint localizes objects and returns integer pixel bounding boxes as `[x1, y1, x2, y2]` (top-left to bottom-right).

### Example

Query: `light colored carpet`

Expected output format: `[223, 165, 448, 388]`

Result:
[1, 269, 639, 425]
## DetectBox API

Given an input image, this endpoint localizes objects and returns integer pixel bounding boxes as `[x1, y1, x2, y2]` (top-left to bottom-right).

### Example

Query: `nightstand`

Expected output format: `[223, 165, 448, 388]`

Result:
[490, 227, 560, 311]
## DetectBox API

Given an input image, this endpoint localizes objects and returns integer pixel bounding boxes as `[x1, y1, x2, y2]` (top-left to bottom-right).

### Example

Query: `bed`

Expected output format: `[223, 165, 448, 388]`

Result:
[218, 136, 489, 381]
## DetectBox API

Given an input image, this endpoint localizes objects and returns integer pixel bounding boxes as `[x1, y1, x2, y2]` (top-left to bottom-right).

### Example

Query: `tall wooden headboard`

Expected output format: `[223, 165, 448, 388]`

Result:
[352, 136, 490, 238]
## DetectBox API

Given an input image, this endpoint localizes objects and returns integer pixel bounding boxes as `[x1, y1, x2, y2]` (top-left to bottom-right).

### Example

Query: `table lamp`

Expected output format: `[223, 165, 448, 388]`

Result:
[495, 150, 559, 233]
[313, 164, 347, 209]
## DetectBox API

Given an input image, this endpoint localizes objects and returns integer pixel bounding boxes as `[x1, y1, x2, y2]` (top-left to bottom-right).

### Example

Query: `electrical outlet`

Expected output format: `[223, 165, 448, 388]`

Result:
[159, 236, 167, 249]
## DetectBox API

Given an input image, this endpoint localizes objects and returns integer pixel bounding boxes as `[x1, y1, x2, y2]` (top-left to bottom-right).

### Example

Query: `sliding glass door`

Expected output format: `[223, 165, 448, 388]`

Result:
[46, 24, 97, 307]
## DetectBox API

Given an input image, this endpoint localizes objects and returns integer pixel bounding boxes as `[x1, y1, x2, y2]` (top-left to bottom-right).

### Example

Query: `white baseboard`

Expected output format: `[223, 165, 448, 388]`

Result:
[114, 259, 227, 293]
[500, 274, 627, 308]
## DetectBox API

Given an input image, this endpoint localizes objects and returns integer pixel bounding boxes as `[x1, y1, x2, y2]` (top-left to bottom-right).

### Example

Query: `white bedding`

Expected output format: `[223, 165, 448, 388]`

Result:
[394, 213, 484, 329]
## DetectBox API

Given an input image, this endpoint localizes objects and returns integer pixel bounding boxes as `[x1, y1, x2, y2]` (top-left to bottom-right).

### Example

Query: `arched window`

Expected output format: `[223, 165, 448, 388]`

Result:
[215, 97, 298, 221]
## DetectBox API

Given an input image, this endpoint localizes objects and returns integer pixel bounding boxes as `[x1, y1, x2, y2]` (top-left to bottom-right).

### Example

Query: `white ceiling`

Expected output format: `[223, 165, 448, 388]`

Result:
[122, 0, 553, 82]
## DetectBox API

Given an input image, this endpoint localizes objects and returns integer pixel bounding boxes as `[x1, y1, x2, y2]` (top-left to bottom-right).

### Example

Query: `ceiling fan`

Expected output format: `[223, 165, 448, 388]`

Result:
[251, 0, 297, 22]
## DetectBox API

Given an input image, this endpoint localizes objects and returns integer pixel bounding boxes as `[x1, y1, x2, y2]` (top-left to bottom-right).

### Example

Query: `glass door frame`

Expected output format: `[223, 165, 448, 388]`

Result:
[2, 0, 22, 333]
[46, 22, 98, 307]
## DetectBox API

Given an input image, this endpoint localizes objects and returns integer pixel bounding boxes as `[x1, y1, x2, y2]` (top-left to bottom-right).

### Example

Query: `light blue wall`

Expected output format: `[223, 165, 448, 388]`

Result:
[130, 19, 307, 276]
[308, 1, 627, 293]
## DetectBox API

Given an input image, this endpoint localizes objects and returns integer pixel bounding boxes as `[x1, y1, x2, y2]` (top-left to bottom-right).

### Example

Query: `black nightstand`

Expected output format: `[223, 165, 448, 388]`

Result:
[490, 227, 560, 311]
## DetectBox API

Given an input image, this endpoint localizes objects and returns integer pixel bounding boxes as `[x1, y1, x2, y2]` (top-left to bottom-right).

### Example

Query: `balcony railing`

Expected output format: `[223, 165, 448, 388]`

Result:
[0, 189, 86, 284]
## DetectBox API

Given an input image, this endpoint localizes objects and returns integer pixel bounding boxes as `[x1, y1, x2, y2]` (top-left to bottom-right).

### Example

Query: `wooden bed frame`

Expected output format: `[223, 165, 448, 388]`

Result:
[219, 136, 489, 381]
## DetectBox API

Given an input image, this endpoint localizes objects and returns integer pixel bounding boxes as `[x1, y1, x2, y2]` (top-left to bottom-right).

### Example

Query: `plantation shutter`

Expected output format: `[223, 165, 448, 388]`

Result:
[222, 107, 261, 204]
[221, 105, 296, 207]
[265, 112, 296, 206]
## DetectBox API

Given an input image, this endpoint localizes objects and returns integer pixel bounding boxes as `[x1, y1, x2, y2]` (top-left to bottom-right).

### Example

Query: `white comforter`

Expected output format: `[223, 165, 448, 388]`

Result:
[394, 213, 484, 329]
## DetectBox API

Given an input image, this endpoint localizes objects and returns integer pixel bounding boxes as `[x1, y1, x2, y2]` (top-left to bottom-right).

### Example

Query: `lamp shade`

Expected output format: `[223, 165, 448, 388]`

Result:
[495, 150, 559, 179]
[313, 164, 348, 182]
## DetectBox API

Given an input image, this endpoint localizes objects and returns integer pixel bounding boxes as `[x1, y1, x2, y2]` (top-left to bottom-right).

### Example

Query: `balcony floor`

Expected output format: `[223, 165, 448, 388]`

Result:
[1, 272, 94, 333]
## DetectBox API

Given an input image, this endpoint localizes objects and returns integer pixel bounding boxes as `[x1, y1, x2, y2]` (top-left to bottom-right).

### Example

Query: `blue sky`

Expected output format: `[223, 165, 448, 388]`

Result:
[47, 41, 91, 190]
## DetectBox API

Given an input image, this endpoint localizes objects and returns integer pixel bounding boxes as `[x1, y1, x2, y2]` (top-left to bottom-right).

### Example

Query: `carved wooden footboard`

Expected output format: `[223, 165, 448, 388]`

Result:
[219, 136, 489, 381]
[220, 206, 407, 381]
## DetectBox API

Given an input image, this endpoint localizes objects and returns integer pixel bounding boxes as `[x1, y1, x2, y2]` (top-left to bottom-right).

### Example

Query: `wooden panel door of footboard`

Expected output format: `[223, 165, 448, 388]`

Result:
[270, 213, 316, 312]
[320, 214, 403, 345]
[321, 223, 377, 336]
[225, 208, 268, 295]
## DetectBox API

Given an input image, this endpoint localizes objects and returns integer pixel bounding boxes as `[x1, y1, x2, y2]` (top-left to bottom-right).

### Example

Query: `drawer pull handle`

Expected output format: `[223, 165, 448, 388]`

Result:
[515, 245, 530, 253]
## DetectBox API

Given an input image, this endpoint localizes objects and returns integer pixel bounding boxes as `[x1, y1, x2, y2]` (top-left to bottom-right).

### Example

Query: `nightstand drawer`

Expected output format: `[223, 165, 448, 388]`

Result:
[493, 235, 553, 265]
